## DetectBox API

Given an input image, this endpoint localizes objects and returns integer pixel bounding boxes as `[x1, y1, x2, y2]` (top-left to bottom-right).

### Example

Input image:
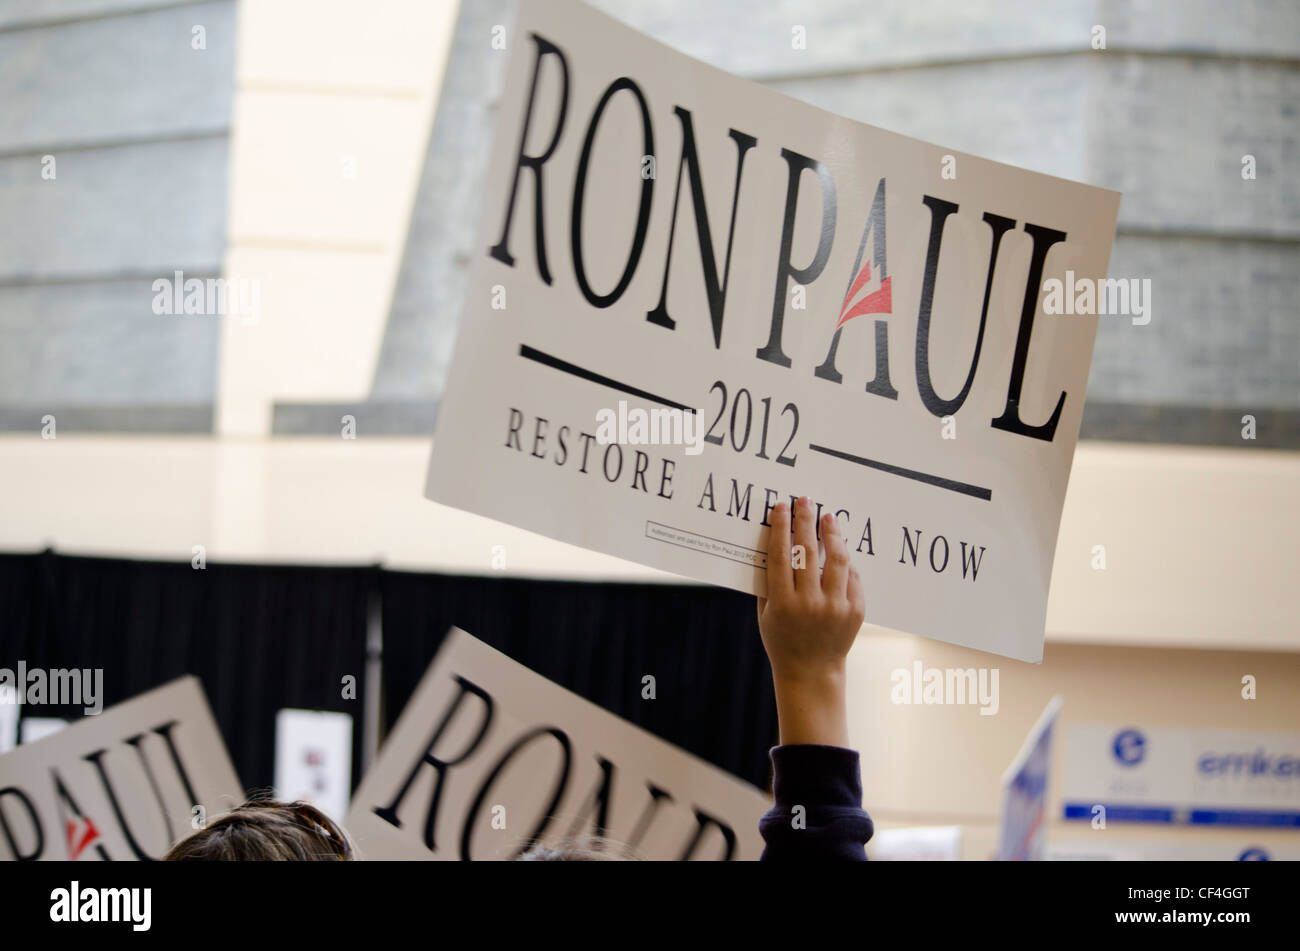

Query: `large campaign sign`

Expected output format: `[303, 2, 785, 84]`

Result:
[1062, 724, 1300, 828]
[346, 628, 770, 860]
[425, 0, 1120, 662]
[0, 677, 244, 861]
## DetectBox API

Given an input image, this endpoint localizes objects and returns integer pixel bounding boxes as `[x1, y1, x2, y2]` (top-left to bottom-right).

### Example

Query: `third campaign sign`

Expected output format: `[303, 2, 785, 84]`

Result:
[346, 629, 768, 860]
[426, 0, 1121, 661]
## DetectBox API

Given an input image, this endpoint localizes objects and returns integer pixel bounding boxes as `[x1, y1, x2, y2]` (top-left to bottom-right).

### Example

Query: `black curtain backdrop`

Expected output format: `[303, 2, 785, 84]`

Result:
[0, 553, 44, 658]
[0, 554, 778, 794]
[0, 552, 373, 793]
[380, 571, 778, 788]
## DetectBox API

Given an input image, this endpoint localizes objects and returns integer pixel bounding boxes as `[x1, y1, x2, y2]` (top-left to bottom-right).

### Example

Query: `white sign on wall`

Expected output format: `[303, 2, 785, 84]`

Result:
[869, 825, 963, 861]
[273, 708, 353, 825]
[346, 628, 770, 860]
[1063, 724, 1300, 828]
[425, 0, 1121, 662]
[19, 717, 67, 745]
[0, 685, 17, 754]
[0, 677, 244, 861]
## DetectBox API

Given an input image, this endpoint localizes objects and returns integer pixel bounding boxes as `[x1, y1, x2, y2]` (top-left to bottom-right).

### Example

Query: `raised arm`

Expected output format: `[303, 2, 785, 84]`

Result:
[756, 496, 873, 861]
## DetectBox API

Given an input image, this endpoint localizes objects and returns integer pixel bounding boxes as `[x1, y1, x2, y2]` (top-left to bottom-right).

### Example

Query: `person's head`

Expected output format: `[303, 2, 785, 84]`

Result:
[164, 799, 354, 861]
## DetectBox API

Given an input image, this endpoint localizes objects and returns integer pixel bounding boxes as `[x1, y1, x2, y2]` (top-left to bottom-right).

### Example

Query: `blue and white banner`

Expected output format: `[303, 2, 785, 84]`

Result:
[1063, 725, 1300, 828]
[1048, 839, 1300, 861]
[997, 695, 1063, 860]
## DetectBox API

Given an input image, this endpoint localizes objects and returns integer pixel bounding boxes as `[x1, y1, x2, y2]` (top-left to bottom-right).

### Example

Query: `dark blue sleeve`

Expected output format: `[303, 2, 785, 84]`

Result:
[759, 744, 873, 861]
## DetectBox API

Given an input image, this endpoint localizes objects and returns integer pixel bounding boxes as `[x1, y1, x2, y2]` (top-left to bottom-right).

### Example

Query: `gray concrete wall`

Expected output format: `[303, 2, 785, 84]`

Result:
[0, 0, 236, 432]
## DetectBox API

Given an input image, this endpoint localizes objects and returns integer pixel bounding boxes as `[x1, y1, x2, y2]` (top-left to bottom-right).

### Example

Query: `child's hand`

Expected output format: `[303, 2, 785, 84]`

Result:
[757, 496, 865, 747]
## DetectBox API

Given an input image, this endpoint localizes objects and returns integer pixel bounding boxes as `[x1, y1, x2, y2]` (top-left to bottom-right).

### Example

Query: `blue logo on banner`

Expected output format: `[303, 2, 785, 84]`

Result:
[1238, 848, 1270, 861]
[1112, 729, 1146, 766]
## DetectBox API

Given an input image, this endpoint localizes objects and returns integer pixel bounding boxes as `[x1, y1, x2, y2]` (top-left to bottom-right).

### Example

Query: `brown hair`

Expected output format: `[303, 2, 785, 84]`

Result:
[164, 799, 354, 861]
[515, 836, 639, 861]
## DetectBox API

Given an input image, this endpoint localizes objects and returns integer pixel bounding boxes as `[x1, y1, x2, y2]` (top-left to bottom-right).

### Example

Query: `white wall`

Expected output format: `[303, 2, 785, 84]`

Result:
[217, 0, 460, 436]
[3, 434, 1296, 653]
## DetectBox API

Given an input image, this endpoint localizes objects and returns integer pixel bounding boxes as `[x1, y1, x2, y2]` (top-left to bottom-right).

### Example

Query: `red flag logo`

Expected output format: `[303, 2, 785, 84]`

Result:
[836, 259, 892, 330]
[66, 816, 101, 860]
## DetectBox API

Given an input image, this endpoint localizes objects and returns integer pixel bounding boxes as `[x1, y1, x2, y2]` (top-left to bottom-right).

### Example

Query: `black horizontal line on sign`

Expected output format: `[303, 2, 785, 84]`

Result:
[808, 443, 993, 501]
[518, 345, 696, 414]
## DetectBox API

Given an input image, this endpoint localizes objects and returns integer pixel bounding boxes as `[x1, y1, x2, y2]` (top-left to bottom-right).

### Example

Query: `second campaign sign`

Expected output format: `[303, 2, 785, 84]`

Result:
[426, 0, 1121, 662]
